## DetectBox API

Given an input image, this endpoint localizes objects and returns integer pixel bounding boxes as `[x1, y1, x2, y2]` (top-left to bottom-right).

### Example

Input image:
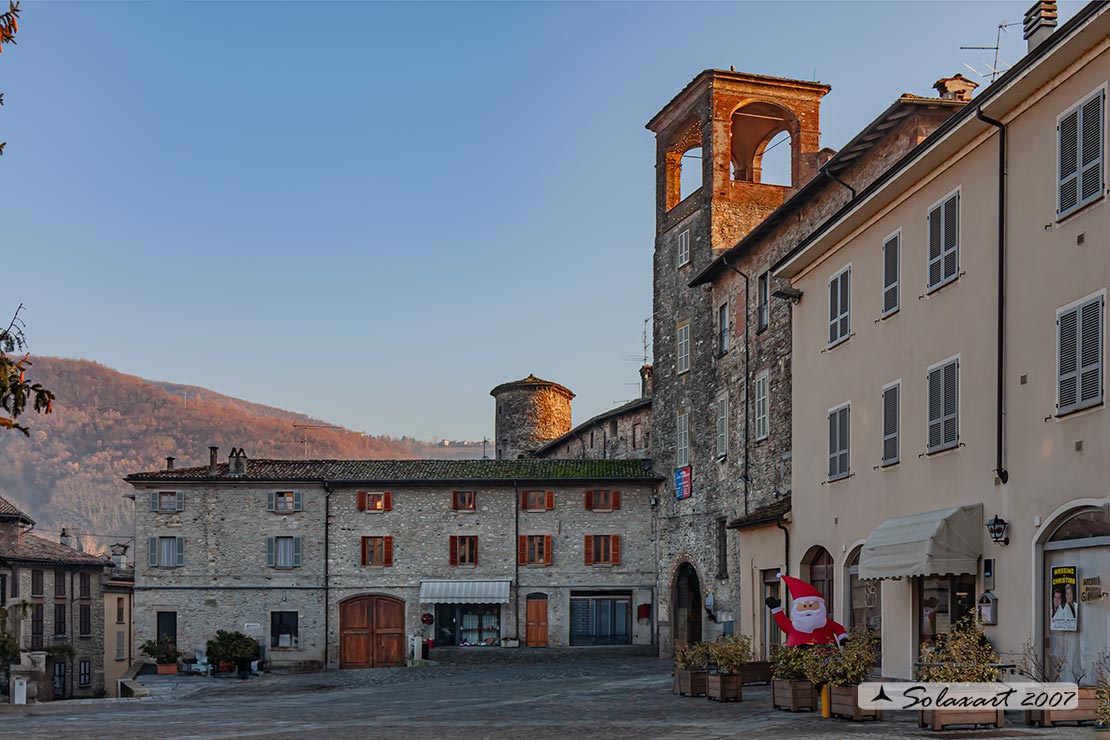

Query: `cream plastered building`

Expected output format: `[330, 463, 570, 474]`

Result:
[775, 1, 1110, 680]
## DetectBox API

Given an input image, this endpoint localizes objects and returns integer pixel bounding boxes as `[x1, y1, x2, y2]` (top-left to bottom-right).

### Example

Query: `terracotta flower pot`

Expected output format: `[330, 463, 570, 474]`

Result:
[155, 663, 178, 675]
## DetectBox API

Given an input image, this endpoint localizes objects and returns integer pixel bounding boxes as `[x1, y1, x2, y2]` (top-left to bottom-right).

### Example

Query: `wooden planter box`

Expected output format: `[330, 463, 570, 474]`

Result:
[919, 708, 1004, 730]
[155, 663, 179, 675]
[674, 669, 708, 697]
[772, 678, 816, 711]
[706, 672, 743, 702]
[737, 661, 772, 685]
[1026, 686, 1099, 727]
[829, 685, 881, 721]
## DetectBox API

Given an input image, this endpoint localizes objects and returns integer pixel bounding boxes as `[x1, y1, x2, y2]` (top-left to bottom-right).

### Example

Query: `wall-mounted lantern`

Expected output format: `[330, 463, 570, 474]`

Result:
[986, 514, 1010, 546]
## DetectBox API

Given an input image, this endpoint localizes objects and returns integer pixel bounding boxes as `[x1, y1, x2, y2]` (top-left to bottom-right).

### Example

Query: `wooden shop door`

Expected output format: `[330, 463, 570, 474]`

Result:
[526, 595, 548, 647]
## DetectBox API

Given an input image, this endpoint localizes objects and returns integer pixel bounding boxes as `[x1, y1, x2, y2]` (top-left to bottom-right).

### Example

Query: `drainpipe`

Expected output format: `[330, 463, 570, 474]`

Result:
[977, 108, 1009, 485]
[720, 255, 751, 516]
[512, 479, 520, 642]
[823, 167, 856, 198]
[775, 517, 790, 576]
[323, 482, 335, 668]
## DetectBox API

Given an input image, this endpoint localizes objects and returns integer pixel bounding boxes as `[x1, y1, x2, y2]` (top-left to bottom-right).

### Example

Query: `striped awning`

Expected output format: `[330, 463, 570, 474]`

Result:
[419, 580, 511, 604]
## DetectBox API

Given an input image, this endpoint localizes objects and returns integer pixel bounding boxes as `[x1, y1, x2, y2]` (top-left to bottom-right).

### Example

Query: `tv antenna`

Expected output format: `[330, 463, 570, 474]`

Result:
[961, 20, 1021, 83]
[292, 423, 342, 459]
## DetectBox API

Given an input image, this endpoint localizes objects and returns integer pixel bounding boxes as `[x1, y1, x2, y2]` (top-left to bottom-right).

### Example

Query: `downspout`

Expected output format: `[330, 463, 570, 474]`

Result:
[720, 255, 751, 516]
[512, 479, 520, 642]
[823, 167, 856, 198]
[774, 517, 790, 576]
[977, 108, 1009, 485]
[323, 482, 334, 668]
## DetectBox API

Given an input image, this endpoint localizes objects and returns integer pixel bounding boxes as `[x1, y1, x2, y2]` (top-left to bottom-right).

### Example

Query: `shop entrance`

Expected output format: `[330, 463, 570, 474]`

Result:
[526, 594, 548, 647]
[673, 562, 702, 648]
[339, 595, 405, 668]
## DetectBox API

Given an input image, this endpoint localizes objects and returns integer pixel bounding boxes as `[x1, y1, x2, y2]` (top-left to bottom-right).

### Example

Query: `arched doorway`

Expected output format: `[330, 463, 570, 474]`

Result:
[803, 546, 835, 618]
[339, 594, 405, 668]
[672, 562, 702, 648]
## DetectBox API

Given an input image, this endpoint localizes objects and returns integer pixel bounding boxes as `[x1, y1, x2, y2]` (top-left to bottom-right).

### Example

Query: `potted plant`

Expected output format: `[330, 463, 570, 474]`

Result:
[673, 642, 709, 697]
[206, 630, 260, 676]
[706, 635, 752, 702]
[771, 645, 816, 711]
[1095, 650, 1110, 731]
[140, 639, 182, 674]
[802, 629, 881, 721]
[916, 617, 1003, 730]
[1020, 640, 1098, 727]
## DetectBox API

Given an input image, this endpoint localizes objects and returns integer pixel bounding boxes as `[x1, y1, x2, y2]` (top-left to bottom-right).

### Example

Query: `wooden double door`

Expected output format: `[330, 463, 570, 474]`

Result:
[339, 595, 405, 668]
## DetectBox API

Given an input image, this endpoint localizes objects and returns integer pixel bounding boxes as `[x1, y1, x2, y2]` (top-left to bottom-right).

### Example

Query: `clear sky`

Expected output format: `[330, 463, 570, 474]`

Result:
[3, 0, 1085, 442]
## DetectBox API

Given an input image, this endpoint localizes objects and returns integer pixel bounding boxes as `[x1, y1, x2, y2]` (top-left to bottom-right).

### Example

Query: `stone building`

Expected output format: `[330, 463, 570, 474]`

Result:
[490, 375, 574, 460]
[126, 449, 659, 670]
[645, 69, 966, 656]
[101, 557, 134, 697]
[0, 495, 110, 700]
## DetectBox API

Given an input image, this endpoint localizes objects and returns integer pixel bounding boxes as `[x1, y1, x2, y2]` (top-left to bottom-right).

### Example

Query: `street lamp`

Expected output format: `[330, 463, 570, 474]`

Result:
[986, 514, 1009, 546]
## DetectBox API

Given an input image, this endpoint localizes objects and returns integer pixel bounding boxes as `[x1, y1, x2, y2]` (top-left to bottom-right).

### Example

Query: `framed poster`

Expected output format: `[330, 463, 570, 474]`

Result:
[674, 466, 692, 500]
[1049, 564, 1078, 632]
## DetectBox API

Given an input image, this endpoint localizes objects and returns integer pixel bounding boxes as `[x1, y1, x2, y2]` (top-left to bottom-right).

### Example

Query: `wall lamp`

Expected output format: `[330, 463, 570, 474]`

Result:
[986, 514, 1010, 546]
[772, 286, 803, 303]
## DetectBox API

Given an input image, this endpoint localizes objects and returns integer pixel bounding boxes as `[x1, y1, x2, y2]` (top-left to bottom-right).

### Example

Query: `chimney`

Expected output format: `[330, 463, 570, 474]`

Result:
[165, 456, 175, 471]
[59, 527, 70, 547]
[228, 447, 248, 476]
[1024, 1, 1058, 52]
[640, 364, 654, 398]
[933, 74, 979, 102]
[109, 542, 129, 568]
[208, 446, 219, 475]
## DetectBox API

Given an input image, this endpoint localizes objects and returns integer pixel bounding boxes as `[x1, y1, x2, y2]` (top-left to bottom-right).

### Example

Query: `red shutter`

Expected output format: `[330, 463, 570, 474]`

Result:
[612, 534, 621, 565]
[543, 535, 552, 566]
[473, 536, 479, 566]
[357, 491, 367, 511]
[360, 537, 369, 566]
[517, 535, 527, 565]
[585, 490, 594, 510]
[451, 491, 459, 510]
[383, 492, 393, 511]
[449, 536, 458, 566]
[584, 535, 594, 565]
[383, 536, 393, 567]
[519, 491, 528, 510]
[545, 490, 555, 510]
[612, 491, 621, 510]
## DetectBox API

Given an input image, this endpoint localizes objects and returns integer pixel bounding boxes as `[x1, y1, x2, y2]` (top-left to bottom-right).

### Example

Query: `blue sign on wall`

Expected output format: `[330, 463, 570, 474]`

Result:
[674, 466, 692, 500]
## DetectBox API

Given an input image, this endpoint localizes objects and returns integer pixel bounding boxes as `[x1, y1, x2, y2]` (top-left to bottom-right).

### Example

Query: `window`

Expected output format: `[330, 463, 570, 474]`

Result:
[828, 404, 850, 480]
[569, 592, 631, 646]
[115, 631, 125, 661]
[755, 372, 769, 441]
[718, 303, 729, 354]
[758, 272, 770, 330]
[78, 659, 90, 687]
[715, 394, 728, 459]
[882, 382, 900, 466]
[267, 536, 303, 568]
[268, 491, 302, 513]
[452, 490, 476, 511]
[927, 191, 959, 290]
[54, 570, 65, 598]
[79, 604, 91, 637]
[10, 567, 17, 598]
[882, 230, 900, 316]
[589, 430, 595, 448]
[828, 265, 851, 345]
[676, 322, 691, 374]
[716, 519, 728, 578]
[919, 574, 976, 647]
[518, 535, 552, 566]
[632, 423, 641, 450]
[609, 418, 617, 437]
[150, 491, 183, 513]
[927, 357, 959, 453]
[31, 569, 42, 597]
[361, 536, 393, 567]
[584, 534, 621, 565]
[450, 535, 478, 566]
[31, 604, 43, 648]
[54, 603, 66, 636]
[520, 490, 554, 511]
[148, 536, 184, 567]
[1058, 294, 1104, 415]
[79, 572, 90, 599]
[117, 597, 126, 624]
[357, 491, 392, 512]
[1058, 89, 1104, 218]
[677, 229, 690, 267]
[270, 611, 299, 649]
[676, 411, 689, 468]
[586, 490, 620, 510]
[434, 604, 501, 646]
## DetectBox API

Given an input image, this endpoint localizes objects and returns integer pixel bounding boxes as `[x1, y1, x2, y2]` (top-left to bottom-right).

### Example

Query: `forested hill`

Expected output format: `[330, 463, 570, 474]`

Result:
[0, 357, 482, 550]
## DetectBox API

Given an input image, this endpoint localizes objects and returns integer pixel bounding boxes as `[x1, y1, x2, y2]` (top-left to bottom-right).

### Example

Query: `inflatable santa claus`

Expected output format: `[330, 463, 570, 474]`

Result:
[764, 573, 847, 646]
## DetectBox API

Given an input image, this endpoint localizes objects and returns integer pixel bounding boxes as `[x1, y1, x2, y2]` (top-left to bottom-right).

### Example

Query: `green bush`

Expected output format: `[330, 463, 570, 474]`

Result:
[771, 645, 808, 680]
[708, 635, 753, 674]
[916, 617, 999, 683]
[800, 629, 879, 686]
[140, 639, 181, 665]
[206, 630, 260, 670]
[674, 642, 709, 671]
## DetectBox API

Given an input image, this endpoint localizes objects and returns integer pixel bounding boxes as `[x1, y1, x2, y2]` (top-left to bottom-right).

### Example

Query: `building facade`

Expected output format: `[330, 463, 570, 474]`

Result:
[101, 562, 134, 697]
[777, 0, 1110, 679]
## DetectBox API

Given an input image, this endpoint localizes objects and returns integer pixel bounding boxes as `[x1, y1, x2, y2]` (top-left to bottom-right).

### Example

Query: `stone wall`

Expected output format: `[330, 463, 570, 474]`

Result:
[492, 380, 574, 460]
[536, 402, 652, 461]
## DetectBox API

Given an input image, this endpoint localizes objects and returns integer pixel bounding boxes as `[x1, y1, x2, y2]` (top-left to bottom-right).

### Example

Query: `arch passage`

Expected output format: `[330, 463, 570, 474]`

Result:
[672, 562, 702, 647]
[339, 595, 405, 668]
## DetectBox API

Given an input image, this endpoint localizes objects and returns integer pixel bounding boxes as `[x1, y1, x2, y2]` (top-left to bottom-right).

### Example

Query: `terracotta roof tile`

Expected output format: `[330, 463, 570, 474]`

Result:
[0, 495, 35, 525]
[727, 495, 791, 529]
[1, 533, 109, 566]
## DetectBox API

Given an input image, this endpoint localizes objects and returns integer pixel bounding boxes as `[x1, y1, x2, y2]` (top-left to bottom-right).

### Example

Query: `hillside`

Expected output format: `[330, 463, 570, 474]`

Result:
[0, 357, 483, 550]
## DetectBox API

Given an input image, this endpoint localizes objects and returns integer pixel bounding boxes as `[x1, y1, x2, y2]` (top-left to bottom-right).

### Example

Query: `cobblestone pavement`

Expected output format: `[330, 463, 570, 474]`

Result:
[1, 655, 1100, 739]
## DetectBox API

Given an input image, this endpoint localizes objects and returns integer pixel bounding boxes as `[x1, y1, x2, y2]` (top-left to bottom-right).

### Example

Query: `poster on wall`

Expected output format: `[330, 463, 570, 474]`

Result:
[1049, 564, 1079, 632]
[674, 466, 692, 500]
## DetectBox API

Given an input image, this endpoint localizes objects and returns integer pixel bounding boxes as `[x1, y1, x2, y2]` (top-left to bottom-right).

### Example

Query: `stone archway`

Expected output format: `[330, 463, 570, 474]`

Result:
[672, 562, 703, 648]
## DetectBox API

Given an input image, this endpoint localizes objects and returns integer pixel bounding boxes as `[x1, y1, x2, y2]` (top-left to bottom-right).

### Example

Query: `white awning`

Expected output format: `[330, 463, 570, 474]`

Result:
[859, 504, 983, 580]
[419, 580, 511, 604]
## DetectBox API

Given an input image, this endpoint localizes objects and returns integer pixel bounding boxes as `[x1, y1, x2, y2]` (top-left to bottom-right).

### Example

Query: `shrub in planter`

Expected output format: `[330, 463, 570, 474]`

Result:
[916, 617, 1003, 731]
[140, 640, 182, 674]
[802, 629, 881, 721]
[206, 630, 260, 674]
[1020, 640, 1098, 727]
[1095, 650, 1110, 729]
[771, 645, 816, 712]
[673, 642, 709, 697]
[706, 635, 752, 702]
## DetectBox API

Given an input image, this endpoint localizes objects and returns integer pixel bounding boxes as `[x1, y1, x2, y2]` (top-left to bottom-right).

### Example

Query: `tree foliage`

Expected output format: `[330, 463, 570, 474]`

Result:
[1, 1, 22, 157]
[1, 305, 55, 435]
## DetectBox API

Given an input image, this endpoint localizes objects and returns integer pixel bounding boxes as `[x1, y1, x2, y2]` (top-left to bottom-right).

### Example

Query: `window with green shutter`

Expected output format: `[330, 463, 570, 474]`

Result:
[1058, 294, 1104, 415]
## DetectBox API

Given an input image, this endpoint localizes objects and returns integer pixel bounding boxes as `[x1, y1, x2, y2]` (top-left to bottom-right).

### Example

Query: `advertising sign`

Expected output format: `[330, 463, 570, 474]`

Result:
[1049, 565, 1078, 632]
[674, 466, 692, 500]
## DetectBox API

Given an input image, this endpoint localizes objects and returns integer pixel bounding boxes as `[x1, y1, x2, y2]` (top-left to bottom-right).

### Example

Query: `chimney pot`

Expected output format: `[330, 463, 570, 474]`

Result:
[933, 74, 979, 102]
[228, 447, 248, 476]
[1024, 1, 1058, 52]
[640, 364, 654, 398]
[208, 446, 219, 475]
[165, 456, 175, 471]
[59, 527, 70, 547]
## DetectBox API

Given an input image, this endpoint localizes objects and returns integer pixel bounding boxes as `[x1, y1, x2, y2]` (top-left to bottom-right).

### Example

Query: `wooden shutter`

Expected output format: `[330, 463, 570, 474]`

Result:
[293, 537, 303, 567]
[361, 537, 369, 566]
[266, 537, 275, 567]
[584, 535, 594, 565]
[517, 535, 527, 565]
[1080, 92, 1104, 206]
[449, 536, 459, 566]
[611, 535, 621, 565]
[149, 492, 158, 511]
[267, 492, 275, 511]
[882, 233, 899, 315]
[612, 491, 621, 510]
[451, 491, 459, 510]
[585, 490, 594, 510]
[472, 536, 479, 566]
[519, 491, 528, 510]
[383, 537, 393, 567]
[543, 535, 552, 565]
[293, 491, 303, 511]
[357, 491, 367, 511]
[882, 384, 899, 466]
[545, 490, 554, 510]
[175, 536, 185, 566]
[147, 537, 157, 567]
[174, 491, 183, 511]
[383, 492, 393, 511]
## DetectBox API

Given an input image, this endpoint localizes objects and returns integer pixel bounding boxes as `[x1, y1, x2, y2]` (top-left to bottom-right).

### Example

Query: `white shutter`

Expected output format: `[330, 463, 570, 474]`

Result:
[942, 194, 959, 284]
[1059, 108, 1081, 215]
[882, 233, 900, 315]
[882, 383, 899, 465]
[676, 323, 691, 373]
[676, 412, 689, 468]
[1079, 297, 1103, 405]
[1059, 91, 1104, 217]
[677, 229, 690, 267]
[928, 359, 959, 452]
[1059, 296, 1103, 414]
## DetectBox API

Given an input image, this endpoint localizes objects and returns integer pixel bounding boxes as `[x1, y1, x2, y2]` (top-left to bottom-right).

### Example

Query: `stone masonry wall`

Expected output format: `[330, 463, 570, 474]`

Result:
[493, 386, 574, 460]
[537, 403, 653, 461]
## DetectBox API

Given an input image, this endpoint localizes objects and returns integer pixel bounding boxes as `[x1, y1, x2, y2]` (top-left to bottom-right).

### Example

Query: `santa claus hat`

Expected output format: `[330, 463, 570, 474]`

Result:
[777, 572, 823, 601]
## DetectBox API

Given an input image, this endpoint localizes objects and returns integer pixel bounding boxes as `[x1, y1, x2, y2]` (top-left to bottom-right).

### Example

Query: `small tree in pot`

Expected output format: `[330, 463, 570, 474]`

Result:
[771, 645, 816, 711]
[673, 642, 709, 697]
[1020, 640, 1098, 727]
[206, 630, 260, 675]
[916, 617, 1002, 730]
[140, 640, 183, 674]
[706, 635, 752, 702]
[802, 629, 881, 721]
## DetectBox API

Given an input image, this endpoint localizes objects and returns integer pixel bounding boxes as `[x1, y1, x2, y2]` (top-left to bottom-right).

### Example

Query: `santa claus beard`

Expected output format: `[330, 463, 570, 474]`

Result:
[791, 602, 828, 633]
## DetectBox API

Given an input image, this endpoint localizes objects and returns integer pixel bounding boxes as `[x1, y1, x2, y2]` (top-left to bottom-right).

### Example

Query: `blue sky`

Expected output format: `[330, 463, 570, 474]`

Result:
[2, 1, 1084, 441]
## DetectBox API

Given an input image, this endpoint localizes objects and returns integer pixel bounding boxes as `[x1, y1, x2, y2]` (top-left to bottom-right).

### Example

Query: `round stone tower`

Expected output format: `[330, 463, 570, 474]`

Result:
[489, 375, 574, 460]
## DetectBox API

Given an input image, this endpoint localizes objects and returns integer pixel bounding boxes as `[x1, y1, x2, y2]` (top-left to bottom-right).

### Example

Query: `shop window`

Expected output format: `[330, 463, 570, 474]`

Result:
[433, 604, 500, 647]
[570, 591, 631, 646]
[271, 611, 299, 649]
[847, 549, 881, 673]
[918, 574, 976, 646]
